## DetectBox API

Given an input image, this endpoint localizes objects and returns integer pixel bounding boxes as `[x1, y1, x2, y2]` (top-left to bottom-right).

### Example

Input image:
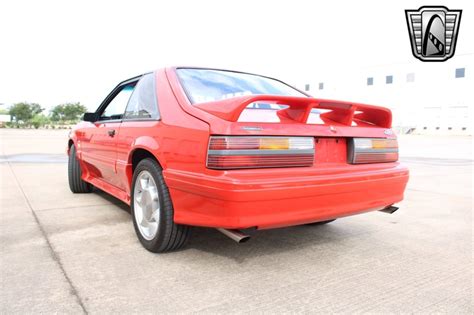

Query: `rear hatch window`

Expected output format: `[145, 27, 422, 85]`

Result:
[176, 68, 307, 105]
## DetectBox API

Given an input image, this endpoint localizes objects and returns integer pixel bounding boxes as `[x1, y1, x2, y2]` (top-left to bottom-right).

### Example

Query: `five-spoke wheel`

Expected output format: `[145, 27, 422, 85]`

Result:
[133, 170, 161, 240]
[131, 158, 190, 253]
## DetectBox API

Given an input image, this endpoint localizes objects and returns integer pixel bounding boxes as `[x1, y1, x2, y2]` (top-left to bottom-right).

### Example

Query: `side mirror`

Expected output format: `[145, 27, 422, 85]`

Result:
[83, 112, 98, 122]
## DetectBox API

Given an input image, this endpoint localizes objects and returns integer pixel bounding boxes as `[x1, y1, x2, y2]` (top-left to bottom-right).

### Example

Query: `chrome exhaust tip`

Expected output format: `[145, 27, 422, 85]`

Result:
[216, 228, 251, 243]
[379, 205, 399, 214]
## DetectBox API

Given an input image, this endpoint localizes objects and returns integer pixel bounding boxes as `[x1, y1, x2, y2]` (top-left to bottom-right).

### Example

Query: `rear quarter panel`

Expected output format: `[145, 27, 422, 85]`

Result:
[117, 69, 210, 197]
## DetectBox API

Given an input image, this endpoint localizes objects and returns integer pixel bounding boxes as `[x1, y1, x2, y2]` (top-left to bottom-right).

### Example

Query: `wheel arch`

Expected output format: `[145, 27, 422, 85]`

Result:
[126, 144, 166, 190]
[128, 135, 165, 168]
[130, 148, 163, 172]
[67, 138, 75, 155]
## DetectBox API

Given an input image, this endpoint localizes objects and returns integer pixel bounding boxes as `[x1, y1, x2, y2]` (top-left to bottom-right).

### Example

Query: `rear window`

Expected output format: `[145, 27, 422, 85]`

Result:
[176, 68, 307, 105]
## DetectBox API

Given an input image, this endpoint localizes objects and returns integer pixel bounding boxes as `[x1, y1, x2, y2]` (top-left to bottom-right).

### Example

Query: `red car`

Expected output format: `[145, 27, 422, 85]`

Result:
[68, 67, 409, 252]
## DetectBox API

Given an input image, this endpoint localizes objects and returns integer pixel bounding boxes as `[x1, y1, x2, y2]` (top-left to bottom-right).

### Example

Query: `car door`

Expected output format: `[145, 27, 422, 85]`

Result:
[115, 73, 161, 192]
[80, 81, 137, 187]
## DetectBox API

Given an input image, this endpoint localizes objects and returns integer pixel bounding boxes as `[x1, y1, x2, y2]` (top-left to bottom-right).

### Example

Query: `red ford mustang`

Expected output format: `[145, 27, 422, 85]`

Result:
[68, 67, 409, 252]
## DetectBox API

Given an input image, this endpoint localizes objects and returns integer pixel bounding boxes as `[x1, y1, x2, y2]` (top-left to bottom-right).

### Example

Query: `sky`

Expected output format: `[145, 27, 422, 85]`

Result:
[0, 0, 472, 111]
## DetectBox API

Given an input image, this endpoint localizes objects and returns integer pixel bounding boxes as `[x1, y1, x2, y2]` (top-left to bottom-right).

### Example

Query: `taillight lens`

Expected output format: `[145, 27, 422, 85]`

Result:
[349, 138, 399, 164]
[207, 136, 314, 169]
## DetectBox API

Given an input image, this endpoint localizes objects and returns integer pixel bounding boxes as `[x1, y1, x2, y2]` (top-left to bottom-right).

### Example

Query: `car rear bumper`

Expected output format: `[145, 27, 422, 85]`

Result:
[164, 163, 409, 229]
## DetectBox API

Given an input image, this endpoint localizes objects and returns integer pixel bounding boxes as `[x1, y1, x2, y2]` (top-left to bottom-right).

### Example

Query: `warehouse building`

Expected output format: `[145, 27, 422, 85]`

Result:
[301, 53, 472, 135]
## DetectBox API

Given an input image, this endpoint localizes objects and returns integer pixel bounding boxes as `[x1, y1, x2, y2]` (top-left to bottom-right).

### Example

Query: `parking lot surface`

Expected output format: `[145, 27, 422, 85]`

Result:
[0, 129, 472, 313]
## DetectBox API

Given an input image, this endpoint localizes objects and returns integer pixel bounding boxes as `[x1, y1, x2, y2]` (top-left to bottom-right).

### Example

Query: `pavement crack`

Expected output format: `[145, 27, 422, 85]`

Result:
[6, 162, 89, 314]
[34, 203, 111, 212]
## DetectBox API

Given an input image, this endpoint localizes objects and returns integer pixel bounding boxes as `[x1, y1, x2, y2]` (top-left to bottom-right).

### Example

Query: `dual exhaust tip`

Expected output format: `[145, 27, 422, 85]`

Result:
[216, 228, 251, 243]
[216, 205, 399, 243]
[379, 205, 399, 214]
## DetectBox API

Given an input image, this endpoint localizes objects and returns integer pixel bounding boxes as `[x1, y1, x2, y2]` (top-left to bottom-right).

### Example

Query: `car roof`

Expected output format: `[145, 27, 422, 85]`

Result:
[117, 67, 310, 98]
[121, 67, 285, 85]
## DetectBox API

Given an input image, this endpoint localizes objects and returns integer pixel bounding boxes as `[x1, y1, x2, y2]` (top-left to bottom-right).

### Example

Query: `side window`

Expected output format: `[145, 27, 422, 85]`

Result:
[124, 73, 159, 120]
[100, 85, 135, 120]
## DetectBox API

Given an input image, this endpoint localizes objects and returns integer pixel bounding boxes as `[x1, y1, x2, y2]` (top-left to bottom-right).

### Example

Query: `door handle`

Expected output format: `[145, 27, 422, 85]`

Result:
[108, 129, 116, 137]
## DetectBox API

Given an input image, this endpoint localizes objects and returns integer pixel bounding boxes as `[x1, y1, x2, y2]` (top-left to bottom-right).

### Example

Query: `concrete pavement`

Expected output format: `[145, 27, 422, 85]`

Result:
[0, 129, 472, 313]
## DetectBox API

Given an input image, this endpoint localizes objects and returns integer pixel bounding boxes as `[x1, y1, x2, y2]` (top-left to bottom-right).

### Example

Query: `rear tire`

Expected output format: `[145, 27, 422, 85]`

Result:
[306, 219, 336, 226]
[68, 145, 92, 193]
[131, 158, 190, 253]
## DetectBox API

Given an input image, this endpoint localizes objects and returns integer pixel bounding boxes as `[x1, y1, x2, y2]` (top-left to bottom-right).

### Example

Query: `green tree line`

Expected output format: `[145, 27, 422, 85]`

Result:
[4, 102, 88, 129]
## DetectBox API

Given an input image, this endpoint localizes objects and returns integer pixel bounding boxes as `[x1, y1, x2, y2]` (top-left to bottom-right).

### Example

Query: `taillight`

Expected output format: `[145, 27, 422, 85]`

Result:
[207, 136, 314, 169]
[349, 138, 399, 164]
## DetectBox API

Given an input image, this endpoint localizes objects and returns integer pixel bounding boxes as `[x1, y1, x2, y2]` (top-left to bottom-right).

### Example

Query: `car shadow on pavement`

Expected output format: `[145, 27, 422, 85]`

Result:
[91, 188, 344, 262]
[186, 225, 342, 263]
[93, 188, 131, 213]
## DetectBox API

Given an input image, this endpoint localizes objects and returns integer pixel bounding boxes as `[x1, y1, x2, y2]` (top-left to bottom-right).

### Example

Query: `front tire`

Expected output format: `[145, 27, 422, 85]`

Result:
[68, 145, 92, 193]
[131, 158, 190, 253]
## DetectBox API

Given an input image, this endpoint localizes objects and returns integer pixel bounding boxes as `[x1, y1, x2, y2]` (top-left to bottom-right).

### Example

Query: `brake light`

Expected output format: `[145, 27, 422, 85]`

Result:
[349, 138, 398, 164]
[207, 136, 314, 169]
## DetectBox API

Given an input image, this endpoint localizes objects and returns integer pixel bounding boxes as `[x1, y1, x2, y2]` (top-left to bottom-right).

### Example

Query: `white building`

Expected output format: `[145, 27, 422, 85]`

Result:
[300, 53, 473, 135]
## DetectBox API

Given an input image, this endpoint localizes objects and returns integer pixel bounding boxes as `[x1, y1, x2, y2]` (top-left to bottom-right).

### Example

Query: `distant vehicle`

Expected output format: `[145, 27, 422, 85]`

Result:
[67, 67, 409, 252]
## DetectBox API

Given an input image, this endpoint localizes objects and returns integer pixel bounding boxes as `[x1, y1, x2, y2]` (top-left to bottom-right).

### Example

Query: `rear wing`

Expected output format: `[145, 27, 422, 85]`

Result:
[195, 95, 392, 128]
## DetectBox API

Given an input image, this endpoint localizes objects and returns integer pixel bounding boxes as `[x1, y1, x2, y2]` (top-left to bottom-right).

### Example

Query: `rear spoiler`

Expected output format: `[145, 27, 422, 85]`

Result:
[195, 95, 392, 128]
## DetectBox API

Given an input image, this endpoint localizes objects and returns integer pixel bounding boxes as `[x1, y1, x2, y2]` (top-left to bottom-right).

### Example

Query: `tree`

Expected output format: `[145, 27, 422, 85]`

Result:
[51, 102, 87, 122]
[8, 102, 43, 124]
[31, 114, 50, 129]
[50, 104, 65, 121]
[30, 103, 43, 116]
[63, 102, 88, 121]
